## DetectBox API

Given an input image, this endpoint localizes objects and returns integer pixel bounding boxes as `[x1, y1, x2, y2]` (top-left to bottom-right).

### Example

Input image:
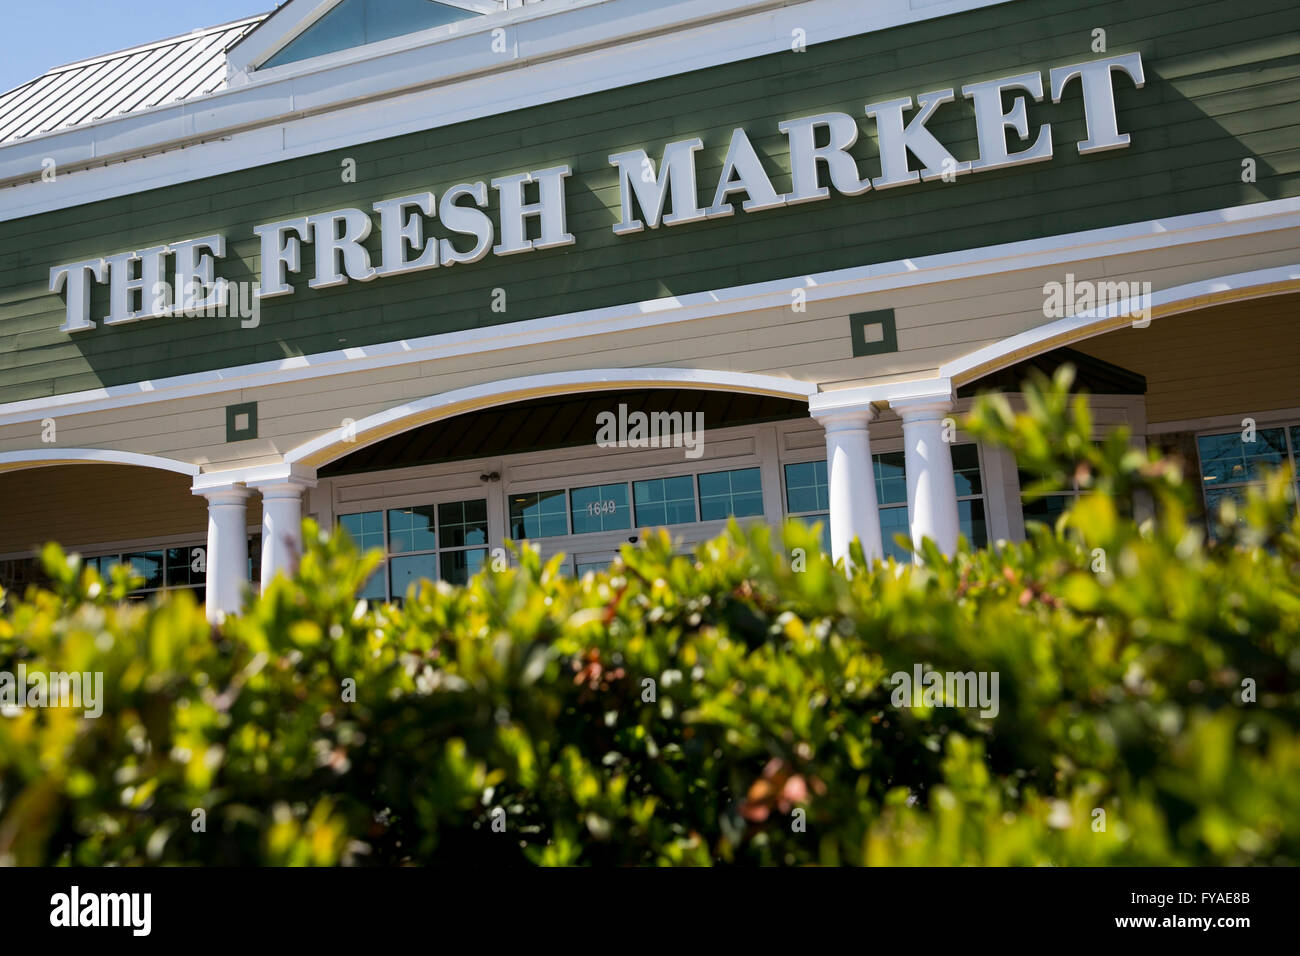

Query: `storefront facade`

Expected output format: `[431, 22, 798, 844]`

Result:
[1, 0, 1297, 618]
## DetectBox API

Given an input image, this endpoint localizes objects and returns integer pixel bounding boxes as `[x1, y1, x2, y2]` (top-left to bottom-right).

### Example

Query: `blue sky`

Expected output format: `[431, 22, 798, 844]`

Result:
[1, 0, 274, 94]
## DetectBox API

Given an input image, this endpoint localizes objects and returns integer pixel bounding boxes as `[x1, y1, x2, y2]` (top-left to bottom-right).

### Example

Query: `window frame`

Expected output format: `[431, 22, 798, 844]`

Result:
[1194, 419, 1300, 521]
[338, 487, 491, 601]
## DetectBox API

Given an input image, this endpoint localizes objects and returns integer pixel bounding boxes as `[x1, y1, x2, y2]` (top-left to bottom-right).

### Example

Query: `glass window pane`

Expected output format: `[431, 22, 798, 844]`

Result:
[874, 452, 908, 506]
[1204, 485, 1250, 522]
[365, 0, 475, 45]
[387, 505, 437, 553]
[123, 551, 164, 591]
[264, 0, 477, 69]
[570, 483, 632, 534]
[633, 475, 696, 527]
[879, 506, 911, 562]
[696, 471, 731, 499]
[166, 546, 206, 588]
[951, 444, 983, 496]
[1022, 494, 1072, 526]
[1017, 467, 1067, 495]
[698, 468, 764, 521]
[438, 499, 488, 548]
[340, 511, 385, 552]
[729, 468, 762, 493]
[440, 548, 487, 586]
[87, 554, 122, 575]
[958, 498, 987, 548]
[784, 460, 828, 514]
[358, 564, 387, 602]
[1197, 427, 1286, 485]
[390, 553, 437, 599]
[509, 490, 568, 539]
[248, 534, 261, 587]
[1293, 426, 1300, 499]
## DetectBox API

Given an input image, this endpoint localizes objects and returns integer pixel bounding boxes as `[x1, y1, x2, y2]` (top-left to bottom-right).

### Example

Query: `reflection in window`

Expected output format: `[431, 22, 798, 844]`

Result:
[952, 444, 988, 549]
[124, 551, 165, 590]
[339, 499, 489, 601]
[262, 0, 479, 70]
[633, 476, 696, 527]
[873, 452, 908, 505]
[570, 483, 632, 534]
[387, 505, 437, 553]
[389, 553, 437, 597]
[510, 490, 568, 539]
[782, 460, 831, 553]
[165, 546, 206, 590]
[1198, 425, 1297, 524]
[441, 548, 487, 586]
[698, 467, 764, 521]
[340, 511, 385, 552]
[438, 499, 488, 548]
[784, 460, 828, 514]
[78, 543, 214, 601]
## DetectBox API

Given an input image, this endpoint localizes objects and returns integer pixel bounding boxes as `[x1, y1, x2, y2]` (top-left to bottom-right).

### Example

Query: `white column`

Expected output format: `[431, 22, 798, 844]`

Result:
[894, 397, 961, 558]
[250, 477, 316, 590]
[980, 442, 1025, 544]
[195, 485, 251, 623]
[814, 407, 883, 568]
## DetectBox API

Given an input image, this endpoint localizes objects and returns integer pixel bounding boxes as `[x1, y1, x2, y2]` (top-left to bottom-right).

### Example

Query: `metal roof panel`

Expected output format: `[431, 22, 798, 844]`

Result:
[0, 15, 265, 144]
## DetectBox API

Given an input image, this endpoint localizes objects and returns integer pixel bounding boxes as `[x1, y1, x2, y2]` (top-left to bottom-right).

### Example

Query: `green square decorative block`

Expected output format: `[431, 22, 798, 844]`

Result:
[849, 309, 898, 357]
[226, 402, 259, 442]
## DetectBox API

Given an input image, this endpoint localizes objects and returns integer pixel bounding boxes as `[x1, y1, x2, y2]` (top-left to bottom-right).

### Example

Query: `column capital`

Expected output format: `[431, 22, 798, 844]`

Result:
[194, 462, 317, 497]
[890, 395, 954, 424]
[886, 379, 956, 423]
[191, 482, 250, 505]
[248, 475, 318, 498]
[811, 377, 954, 423]
[812, 404, 879, 432]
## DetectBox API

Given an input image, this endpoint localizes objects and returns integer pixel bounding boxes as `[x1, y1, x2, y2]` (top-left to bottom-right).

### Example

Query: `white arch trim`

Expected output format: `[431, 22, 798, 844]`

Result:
[0, 448, 200, 476]
[940, 264, 1300, 387]
[286, 367, 818, 469]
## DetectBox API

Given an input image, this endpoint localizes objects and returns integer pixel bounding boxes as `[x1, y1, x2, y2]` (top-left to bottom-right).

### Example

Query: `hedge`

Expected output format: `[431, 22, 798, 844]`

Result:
[0, 369, 1297, 865]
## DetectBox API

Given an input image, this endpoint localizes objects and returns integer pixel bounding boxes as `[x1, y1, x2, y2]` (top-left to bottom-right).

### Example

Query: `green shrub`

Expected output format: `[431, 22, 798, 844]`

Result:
[1, 369, 1297, 865]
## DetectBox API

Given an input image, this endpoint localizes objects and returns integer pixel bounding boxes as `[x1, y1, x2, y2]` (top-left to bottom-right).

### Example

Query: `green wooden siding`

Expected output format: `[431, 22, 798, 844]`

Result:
[0, 0, 1297, 403]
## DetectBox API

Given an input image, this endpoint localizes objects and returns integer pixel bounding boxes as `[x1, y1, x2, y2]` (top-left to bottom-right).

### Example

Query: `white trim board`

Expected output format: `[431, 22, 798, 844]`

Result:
[0, 0, 1015, 220]
[937, 263, 1300, 384]
[1, 196, 1297, 428]
[0, 447, 200, 475]
[284, 367, 819, 469]
[1146, 407, 1300, 436]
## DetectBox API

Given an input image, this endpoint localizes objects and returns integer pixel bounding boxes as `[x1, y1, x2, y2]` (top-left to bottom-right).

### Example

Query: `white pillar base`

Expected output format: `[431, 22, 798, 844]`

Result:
[814, 406, 884, 569]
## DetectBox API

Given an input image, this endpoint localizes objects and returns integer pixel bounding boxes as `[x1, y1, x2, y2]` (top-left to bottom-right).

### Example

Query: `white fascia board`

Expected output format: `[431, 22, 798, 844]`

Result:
[0, 448, 200, 475]
[0, 196, 1296, 428]
[0, 0, 1015, 220]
